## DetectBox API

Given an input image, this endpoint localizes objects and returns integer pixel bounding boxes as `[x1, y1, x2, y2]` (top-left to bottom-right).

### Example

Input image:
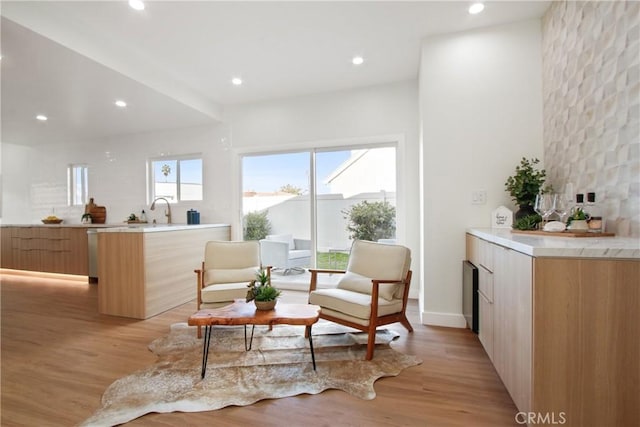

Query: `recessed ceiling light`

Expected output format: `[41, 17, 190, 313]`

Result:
[129, 0, 145, 11]
[468, 3, 485, 14]
[232, 77, 243, 86]
[115, 100, 127, 108]
[36, 114, 48, 121]
[352, 56, 364, 65]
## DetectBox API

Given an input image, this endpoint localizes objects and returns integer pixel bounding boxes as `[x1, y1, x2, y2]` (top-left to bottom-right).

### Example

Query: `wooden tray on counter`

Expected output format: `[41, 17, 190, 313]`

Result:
[511, 229, 615, 238]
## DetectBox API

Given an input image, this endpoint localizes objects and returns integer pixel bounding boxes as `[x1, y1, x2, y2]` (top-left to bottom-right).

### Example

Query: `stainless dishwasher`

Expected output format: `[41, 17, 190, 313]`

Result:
[87, 229, 98, 283]
[462, 260, 478, 333]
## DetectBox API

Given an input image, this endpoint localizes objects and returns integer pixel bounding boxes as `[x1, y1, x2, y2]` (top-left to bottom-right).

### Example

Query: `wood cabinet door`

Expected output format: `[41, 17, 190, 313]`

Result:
[478, 290, 494, 362]
[493, 245, 532, 413]
[533, 258, 640, 426]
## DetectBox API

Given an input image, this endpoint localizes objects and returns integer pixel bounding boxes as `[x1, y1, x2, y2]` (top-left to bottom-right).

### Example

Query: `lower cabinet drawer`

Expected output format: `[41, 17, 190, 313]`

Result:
[479, 267, 494, 302]
[478, 290, 494, 361]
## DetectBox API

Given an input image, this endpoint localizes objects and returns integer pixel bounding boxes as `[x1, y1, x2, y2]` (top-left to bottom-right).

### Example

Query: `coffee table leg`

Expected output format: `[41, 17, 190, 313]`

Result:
[244, 324, 256, 351]
[308, 325, 316, 371]
[201, 325, 213, 379]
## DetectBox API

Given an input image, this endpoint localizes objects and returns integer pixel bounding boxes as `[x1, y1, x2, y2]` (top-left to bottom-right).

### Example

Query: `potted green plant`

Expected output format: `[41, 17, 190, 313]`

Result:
[512, 213, 542, 231]
[504, 157, 551, 220]
[246, 268, 281, 310]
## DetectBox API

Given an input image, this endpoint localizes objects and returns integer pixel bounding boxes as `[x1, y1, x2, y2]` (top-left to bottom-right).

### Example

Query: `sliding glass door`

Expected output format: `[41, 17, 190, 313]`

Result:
[242, 152, 311, 273]
[315, 147, 396, 269]
[241, 145, 396, 273]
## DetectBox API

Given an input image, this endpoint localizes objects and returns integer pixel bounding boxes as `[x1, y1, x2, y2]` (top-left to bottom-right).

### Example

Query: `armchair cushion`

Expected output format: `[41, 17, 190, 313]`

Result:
[309, 288, 403, 324]
[201, 283, 249, 304]
[337, 271, 399, 301]
[347, 240, 410, 280]
[204, 267, 258, 286]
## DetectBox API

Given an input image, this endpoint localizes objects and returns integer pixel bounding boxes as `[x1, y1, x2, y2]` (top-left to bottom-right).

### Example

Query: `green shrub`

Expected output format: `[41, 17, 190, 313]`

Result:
[243, 210, 271, 240]
[513, 213, 541, 230]
[342, 200, 396, 242]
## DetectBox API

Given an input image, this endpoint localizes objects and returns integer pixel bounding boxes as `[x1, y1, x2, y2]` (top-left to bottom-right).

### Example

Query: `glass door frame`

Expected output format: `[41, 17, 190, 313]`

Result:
[234, 136, 404, 269]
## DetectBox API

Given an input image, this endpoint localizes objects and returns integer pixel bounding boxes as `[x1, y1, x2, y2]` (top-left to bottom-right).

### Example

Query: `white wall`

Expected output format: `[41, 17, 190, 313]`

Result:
[419, 19, 544, 327]
[1, 123, 234, 226]
[228, 80, 420, 297]
[1, 143, 33, 221]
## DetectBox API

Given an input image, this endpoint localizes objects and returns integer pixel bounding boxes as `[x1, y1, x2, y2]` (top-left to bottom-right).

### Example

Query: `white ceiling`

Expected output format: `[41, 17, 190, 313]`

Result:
[1, 1, 550, 146]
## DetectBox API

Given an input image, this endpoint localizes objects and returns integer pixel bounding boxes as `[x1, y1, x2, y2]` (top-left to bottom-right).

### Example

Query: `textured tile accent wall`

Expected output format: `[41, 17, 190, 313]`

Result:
[542, 0, 640, 237]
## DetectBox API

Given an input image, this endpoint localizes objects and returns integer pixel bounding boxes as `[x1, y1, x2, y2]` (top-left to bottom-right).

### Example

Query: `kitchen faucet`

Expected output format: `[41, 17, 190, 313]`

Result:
[150, 197, 172, 224]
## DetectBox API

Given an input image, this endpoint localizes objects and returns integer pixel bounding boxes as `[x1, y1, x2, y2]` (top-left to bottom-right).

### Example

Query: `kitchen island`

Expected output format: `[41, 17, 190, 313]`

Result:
[97, 224, 230, 319]
[466, 228, 639, 427]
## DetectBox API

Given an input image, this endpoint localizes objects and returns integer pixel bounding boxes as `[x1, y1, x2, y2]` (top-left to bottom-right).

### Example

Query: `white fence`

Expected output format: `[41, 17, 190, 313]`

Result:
[243, 191, 396, 251]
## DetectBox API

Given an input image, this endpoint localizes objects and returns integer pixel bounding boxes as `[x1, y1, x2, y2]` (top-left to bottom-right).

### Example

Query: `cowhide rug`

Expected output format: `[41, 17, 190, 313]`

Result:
[81, 322, 421, 426]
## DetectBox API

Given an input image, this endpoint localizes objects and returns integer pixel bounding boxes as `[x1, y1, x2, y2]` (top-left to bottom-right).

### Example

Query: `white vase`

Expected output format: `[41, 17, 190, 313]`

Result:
[568, 219, 588, 231]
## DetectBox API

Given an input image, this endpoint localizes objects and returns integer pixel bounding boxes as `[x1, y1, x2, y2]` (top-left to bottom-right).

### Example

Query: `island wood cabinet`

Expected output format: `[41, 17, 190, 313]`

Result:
[1, 226, 91, 275]
[466, 233, 639, 426]
[98, 225, 230, 319]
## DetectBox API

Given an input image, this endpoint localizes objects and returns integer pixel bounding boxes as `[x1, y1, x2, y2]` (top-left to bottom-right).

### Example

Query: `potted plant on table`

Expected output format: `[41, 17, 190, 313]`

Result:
[246, 268, 281, 310]
[504, 157, 551, 222]
[567, 207, 589, 231]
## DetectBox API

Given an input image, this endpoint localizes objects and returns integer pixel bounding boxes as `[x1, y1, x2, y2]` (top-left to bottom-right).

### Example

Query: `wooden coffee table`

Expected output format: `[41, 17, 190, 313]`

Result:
[188, 300, 321, 378]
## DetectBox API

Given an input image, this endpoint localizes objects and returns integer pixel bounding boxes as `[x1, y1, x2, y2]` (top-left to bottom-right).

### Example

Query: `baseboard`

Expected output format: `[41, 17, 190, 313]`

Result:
[422, 311, 468, 328]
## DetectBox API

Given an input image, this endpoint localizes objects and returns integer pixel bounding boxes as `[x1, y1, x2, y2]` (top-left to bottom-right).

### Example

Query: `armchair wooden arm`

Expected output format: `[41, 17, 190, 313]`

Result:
[195, 261, 205, 309]
[308, 268, 346, 292]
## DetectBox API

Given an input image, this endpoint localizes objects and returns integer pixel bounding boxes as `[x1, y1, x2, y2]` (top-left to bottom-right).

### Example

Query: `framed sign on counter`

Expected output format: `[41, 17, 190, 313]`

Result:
[491, 206, 513, 229]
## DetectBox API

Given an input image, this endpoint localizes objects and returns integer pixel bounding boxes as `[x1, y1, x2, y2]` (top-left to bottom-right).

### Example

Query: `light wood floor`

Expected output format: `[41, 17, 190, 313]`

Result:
[1, 270, 519, 426]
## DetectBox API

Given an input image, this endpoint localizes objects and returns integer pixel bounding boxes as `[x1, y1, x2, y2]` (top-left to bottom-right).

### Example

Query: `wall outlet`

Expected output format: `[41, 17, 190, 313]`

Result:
[471, 190, 487, 205]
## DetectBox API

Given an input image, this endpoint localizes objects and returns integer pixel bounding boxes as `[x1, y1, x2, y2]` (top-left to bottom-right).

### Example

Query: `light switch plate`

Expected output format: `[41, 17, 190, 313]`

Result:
[471, 190, 487, 205]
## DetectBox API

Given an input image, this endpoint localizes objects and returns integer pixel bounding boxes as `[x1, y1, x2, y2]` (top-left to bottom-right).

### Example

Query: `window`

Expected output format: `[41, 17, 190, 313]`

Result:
[149, 155, 203, 202]
[241, 144, 397, 270]
[67, 164, 88, 206]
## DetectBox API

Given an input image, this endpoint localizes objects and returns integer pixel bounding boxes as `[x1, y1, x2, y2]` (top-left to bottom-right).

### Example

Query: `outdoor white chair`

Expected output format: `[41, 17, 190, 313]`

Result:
[195, 240, 269, 337]
[307, 239, 413, 360]
[259, 234, 311, 274]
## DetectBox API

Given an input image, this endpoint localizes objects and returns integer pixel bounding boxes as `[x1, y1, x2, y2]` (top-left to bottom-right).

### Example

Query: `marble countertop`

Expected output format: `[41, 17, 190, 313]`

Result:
[1, 223, 229, 233]
[95, 223, 229, 233]
[2, 223, 121, 228]
[468, 228, 640, 259]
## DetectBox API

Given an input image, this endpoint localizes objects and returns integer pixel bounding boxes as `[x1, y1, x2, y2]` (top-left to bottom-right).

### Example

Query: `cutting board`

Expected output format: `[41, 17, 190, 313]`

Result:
[86, 198, 107, 224]
[90, 206, 107, 224]
[511, 229, 615, 238]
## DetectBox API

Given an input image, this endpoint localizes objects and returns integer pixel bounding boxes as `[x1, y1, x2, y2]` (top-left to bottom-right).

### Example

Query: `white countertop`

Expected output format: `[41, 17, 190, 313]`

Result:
[95, 223, 229, 233]
[2, 223, 120, 228]
[468, 228, 640, 259]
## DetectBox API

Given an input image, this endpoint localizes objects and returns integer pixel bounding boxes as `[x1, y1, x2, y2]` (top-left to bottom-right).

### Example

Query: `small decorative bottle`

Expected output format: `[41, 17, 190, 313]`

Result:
[586, 192, 603, 233]
[140, 210, 147, 223]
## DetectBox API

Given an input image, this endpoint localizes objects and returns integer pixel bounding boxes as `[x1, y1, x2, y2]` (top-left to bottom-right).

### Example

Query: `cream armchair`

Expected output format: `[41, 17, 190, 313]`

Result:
[195, 240, 269, 337]
[259, 234, 311, 274]
[308, 239, 412, 360]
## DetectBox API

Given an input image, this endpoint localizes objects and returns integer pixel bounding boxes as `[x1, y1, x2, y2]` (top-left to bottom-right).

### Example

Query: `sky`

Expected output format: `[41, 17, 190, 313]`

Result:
[152, 158, 202, 184]
[242, 151, 350, 194]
